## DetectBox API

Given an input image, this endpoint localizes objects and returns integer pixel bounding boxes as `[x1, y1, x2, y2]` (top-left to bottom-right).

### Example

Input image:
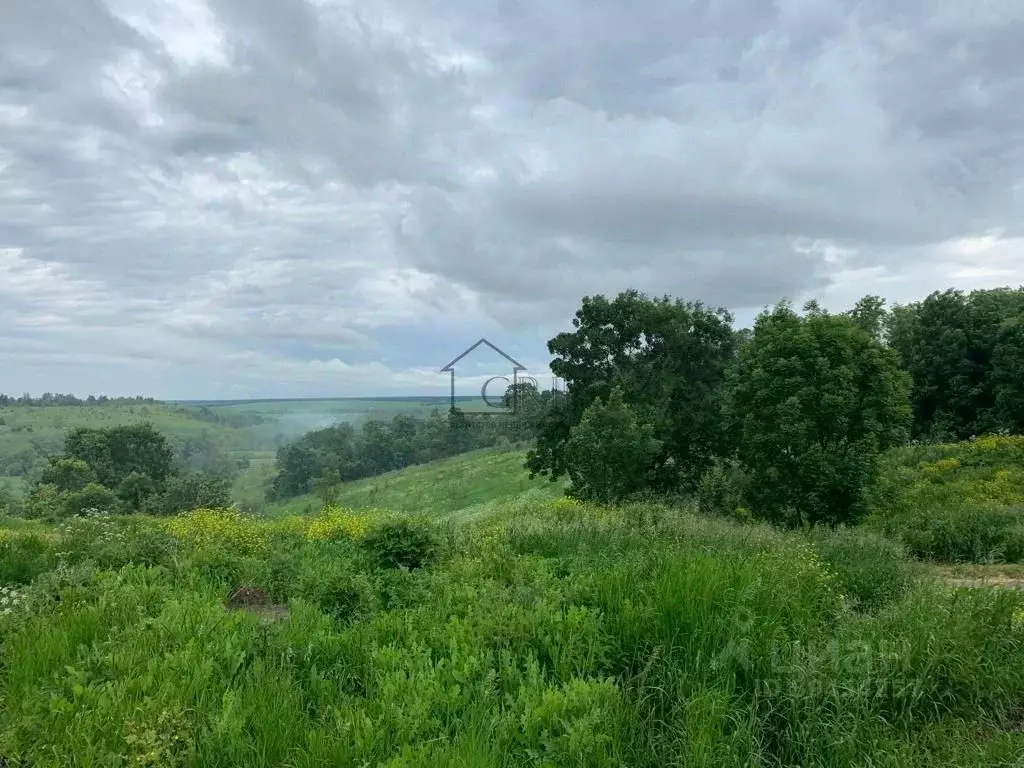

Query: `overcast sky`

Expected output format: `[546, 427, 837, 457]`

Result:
[2, 0, 1023, 399]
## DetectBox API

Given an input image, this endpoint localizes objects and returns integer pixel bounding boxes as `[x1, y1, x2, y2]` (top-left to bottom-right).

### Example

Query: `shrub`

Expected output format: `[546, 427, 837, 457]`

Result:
[63, 483, 122, 517]
[563, 387, 661, 504]
[360, 519, 439, 570]
[295, 559, 376, 621]
[22, 483, 67, 520]
[812, 527, 912, 612]
[695, 457, 750, 519]
[148, 472, 233, 516]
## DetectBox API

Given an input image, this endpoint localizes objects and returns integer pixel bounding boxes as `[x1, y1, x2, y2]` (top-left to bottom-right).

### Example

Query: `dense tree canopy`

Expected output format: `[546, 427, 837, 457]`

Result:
[887, 287, 1024, 440]
[724, 302, 912, 527]
[526, 290, 736, 494]
[22, 422, 225, 518]
[63, 424, 175, 490]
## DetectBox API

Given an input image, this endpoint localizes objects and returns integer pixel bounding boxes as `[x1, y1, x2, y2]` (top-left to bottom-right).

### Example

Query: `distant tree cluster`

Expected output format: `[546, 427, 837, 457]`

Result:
[21, 423, 231, 518]
[170, 405, 269, 429]
[270, 406, 548, 501]
[0, 393, 158, 407]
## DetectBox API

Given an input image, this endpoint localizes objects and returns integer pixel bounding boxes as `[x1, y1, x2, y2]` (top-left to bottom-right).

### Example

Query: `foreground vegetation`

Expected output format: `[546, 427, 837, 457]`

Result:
[3, 492, 1024, 767]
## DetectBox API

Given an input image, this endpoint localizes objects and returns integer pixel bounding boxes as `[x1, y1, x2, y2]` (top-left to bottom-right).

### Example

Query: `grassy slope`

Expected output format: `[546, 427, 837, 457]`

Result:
[266, 445, 568, 520]
[866, 435, 1024, 563]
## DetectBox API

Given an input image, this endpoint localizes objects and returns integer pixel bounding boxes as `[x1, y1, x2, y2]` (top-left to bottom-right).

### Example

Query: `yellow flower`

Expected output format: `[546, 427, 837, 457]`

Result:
[164, 508, 270, 553]
[305, 506, 370, 542]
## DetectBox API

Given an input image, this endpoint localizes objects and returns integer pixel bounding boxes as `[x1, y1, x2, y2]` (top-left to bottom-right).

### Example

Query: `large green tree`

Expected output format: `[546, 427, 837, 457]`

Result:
[64, 423, 175, 490]
[725, 302, 911, 527]
[526, 290, 736, 495]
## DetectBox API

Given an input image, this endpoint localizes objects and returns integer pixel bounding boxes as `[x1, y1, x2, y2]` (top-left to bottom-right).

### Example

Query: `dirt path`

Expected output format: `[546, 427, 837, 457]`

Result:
[927, 564, 1024, 590]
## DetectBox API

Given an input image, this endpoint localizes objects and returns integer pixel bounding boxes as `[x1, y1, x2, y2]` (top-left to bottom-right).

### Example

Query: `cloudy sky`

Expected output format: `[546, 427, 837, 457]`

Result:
[2, 0, 1023, 399]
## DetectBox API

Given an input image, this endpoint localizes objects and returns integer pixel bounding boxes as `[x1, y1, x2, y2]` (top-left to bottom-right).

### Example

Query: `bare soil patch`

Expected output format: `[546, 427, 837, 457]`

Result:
[226, 585, 290, 623]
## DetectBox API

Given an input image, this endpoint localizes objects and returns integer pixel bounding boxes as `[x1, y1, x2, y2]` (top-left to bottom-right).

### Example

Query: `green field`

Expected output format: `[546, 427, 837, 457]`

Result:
[3, 447, 1024, 765]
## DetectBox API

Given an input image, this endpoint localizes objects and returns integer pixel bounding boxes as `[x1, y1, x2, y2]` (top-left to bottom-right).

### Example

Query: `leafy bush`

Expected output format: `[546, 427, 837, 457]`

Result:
[295, 558, 376, 621]
[563, 387, 661, 504]
[63, 482, 122, 517]
[360, 519, 439, 570]
[695, 457, 750, 519]
[147, 471, 233, 516]
[22, 482, 66, 519]
[812, 527, 912, 611]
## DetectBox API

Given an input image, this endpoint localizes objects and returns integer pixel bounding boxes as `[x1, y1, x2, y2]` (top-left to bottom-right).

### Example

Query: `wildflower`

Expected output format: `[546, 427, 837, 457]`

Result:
[164, 508, 270, 553]
[0, 585, 23, 617]
[305, 507, 370, 542]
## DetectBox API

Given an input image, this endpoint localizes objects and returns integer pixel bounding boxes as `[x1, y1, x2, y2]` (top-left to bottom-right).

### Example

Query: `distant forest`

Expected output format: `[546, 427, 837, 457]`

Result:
[0, 393, 158, 407]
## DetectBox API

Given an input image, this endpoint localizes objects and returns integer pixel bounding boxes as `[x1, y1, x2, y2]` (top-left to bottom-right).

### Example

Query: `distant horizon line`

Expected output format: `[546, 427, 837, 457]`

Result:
[171, 395, 481, 405]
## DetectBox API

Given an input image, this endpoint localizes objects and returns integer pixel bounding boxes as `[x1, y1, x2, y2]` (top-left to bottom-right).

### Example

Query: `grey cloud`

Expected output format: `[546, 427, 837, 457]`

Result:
[2, 0, 1024, 397]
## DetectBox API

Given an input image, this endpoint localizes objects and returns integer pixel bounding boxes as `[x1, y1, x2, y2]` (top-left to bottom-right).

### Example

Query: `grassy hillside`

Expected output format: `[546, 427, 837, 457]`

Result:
[3, 495, 1024, 764]
[0, 398, 475, 502]
[266, 445, 568, 520]
[0, 403, 270, 478]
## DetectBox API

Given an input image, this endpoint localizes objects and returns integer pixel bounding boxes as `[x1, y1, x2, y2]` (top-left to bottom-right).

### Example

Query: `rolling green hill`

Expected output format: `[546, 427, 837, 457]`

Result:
[0, 397, 471, 489]
[0, 402, 274, 479]
[265, 445, 568, 520]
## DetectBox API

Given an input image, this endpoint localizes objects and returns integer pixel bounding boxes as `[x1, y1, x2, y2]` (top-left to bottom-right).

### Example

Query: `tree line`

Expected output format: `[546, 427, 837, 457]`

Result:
[0, 393, 158, 407]
[524, 286, 1024, 528]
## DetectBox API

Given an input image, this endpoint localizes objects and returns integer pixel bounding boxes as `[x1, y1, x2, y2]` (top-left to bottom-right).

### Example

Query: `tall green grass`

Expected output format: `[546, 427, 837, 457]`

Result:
[2, 497, 1024, 766]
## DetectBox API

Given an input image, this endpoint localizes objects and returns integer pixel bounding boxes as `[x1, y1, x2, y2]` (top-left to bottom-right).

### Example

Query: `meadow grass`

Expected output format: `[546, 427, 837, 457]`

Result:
[2, 493, 1024, 766]
[266, 445, 567, 519]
